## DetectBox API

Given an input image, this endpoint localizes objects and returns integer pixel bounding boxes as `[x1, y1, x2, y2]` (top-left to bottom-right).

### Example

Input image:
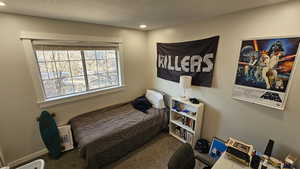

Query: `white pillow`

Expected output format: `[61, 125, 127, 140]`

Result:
[145, 90, 166, 109]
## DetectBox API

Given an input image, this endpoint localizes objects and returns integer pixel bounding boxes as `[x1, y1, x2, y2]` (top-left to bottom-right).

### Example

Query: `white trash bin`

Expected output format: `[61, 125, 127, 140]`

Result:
[15, 159, 45, 169]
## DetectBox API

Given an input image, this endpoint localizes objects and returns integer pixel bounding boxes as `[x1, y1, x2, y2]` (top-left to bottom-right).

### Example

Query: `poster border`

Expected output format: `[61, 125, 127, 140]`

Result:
[232, 35, 300, 110]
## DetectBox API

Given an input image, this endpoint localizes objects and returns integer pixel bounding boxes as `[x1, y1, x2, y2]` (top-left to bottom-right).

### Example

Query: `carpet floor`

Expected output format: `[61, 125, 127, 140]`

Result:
[39, 133, 204, 169]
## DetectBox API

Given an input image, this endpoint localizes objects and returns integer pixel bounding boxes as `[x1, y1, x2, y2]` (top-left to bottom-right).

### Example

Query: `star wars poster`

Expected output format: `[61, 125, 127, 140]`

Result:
[232, 37, 300, 110]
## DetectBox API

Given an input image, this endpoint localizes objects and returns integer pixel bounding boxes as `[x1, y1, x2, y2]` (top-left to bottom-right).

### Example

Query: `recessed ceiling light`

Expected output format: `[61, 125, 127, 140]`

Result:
[0, 1, 6, 6]
[139, 25, 147, 29]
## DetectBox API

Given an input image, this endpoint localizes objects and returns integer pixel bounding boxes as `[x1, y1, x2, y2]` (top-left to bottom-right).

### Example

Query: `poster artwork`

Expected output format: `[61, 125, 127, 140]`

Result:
[157, 36, 219, 86]
[233, 37, 300, 110]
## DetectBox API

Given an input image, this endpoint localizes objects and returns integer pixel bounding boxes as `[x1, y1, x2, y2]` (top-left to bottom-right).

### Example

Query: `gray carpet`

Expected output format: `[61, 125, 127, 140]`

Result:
[40, 133, 204, 169]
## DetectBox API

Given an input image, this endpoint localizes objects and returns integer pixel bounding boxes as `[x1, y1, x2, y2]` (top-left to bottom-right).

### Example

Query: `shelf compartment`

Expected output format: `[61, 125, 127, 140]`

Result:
[170, 120, 195, 134]
[171, 109, 196, 120]
[169, 123, 194, 144]
[170, 132, 186, 143]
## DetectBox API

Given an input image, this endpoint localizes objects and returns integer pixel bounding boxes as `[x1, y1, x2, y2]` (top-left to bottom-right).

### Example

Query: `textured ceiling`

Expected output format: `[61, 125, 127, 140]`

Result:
[0, 0, 288, 30]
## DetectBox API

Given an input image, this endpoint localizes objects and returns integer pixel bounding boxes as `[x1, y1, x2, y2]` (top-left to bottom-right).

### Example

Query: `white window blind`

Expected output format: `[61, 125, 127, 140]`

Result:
[33, 42, 121, 99]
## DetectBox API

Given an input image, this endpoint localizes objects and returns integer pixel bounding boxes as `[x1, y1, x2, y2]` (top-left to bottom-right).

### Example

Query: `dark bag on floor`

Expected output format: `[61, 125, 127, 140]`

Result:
[195, 139, 210, 153]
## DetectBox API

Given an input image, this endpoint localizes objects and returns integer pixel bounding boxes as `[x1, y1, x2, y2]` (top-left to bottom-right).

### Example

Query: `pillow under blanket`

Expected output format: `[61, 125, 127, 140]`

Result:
[131, 96, 152, 113]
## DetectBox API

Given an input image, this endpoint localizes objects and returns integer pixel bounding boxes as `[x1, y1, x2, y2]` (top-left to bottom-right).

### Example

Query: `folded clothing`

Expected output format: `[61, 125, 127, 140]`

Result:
[131, 96, 152, 113]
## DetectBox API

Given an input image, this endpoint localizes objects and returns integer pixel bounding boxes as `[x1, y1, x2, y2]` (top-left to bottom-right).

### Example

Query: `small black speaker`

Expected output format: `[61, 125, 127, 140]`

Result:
[264, 139, 274, 156]
[250, 155, 261, 169]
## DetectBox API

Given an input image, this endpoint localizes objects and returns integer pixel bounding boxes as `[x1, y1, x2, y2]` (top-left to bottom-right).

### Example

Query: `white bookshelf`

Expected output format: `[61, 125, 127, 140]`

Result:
[169, 97, 204, 147]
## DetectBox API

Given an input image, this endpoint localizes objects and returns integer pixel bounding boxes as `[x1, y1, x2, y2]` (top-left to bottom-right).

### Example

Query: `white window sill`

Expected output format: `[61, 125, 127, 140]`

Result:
[37, 85, 126, 108]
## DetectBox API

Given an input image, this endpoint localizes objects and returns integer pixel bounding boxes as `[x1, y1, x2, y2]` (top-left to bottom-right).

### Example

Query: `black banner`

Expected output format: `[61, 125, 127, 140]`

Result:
[157, 36, 219, 86]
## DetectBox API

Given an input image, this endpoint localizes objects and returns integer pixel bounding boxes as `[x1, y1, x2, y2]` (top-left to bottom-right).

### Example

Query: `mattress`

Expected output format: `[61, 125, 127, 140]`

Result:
[70, 103, 168, 169]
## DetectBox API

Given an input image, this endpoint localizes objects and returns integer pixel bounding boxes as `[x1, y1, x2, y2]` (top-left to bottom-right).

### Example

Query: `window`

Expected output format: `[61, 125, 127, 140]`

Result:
[34, 45, 121, 100]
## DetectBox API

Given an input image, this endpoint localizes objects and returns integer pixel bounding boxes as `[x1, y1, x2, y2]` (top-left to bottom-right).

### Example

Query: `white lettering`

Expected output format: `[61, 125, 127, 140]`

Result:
[190, 55, 202, 72]
[158, 54, 166, 68]
[168, 55, 174, 70]
[181, 56, 190, 72]
[203, 53, 214, 72]
[158, 54, 214, 73]
[174, 56, 182, 71]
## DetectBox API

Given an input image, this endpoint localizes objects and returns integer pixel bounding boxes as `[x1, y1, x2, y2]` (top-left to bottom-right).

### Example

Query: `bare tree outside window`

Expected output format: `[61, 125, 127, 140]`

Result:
[35, 46, 120, 99]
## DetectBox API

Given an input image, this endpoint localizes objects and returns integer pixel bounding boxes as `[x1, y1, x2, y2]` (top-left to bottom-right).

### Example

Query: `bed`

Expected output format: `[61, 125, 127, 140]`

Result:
[70, 91, 169, 169]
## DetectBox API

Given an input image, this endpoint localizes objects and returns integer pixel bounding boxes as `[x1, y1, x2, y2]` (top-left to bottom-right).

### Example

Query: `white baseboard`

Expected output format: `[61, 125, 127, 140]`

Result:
[7, 149, 48, 168]
[6, 122, 70, 168]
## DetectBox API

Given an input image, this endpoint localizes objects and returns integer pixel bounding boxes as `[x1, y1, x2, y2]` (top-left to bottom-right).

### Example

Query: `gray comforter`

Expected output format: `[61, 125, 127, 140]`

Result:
[70, 103, 168, 169]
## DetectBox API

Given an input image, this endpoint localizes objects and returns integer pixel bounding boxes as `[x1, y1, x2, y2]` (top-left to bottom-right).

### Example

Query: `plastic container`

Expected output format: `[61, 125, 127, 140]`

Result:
[15, 159, 44, 169]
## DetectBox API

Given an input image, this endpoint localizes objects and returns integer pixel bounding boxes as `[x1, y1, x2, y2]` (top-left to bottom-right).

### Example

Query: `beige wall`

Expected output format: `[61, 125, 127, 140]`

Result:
[1, 0, 300, 166]
[147, 0, 300, 165]
[0, 13, 149, 163]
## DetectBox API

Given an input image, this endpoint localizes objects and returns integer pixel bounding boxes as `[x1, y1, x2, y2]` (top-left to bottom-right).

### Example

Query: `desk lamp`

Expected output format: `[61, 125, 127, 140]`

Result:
[179, 75, 192, 100]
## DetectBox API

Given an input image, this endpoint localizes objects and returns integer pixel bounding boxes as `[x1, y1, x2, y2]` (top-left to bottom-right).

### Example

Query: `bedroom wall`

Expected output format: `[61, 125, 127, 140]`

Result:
[0, 13, 149, 164]
[147, 0, 300, 166]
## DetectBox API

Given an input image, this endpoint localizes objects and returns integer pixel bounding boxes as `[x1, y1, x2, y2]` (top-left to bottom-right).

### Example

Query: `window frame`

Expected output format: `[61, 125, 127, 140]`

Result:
[21, 32, 125, 108]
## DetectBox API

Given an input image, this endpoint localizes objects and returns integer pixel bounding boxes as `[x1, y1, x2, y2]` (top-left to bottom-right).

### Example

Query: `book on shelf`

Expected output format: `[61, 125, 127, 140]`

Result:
[180, 116, 195, 130]
[172, 101, 185, 112]
[180, 128, 185, 139]
[186, 132, 193, 144]
[173, 108, 196, 120]
[173, 126, 194, 143]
